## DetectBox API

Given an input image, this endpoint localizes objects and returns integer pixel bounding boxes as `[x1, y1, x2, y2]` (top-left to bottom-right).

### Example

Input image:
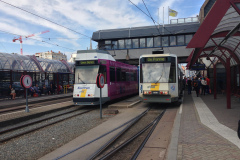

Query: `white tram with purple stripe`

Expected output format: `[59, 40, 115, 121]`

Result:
[73, 50, 138, 105]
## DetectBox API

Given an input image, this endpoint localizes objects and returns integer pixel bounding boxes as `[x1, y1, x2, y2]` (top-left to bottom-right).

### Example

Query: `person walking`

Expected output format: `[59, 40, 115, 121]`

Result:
[9, 84, 16, 100]
[201, 77, 207, 95]
[182, 77, 186, 90]
[193, 77, 200, 97]
[205, 76, 210, 94]
[187, 77, 192, 95]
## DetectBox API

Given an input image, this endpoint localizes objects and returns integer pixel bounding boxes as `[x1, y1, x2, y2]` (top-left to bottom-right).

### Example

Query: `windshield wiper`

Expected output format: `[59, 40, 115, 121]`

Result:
[155, 64, 165, 84]
[78, 73, 85, 84]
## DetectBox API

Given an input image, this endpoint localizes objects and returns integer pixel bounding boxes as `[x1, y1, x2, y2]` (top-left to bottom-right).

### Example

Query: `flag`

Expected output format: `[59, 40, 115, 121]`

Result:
[169, 8, 178, 17]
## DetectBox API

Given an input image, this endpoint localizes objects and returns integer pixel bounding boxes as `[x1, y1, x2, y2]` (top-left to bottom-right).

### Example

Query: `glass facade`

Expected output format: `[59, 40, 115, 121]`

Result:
[118, 40, 125, 49]
[162, 36, 169, 46]
[132, 39, 139, 48]
[125, 39, 132, 49]
[140, 38, 146, 48]
[147, 37, 153, 47]
[102, 34, 193, 50]
[170, 36, 176, 46]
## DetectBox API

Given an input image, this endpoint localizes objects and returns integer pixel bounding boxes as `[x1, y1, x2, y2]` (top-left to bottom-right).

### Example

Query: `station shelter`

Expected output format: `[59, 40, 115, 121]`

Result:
[0, 52, 74, 98]
[186, 0, 240, 109]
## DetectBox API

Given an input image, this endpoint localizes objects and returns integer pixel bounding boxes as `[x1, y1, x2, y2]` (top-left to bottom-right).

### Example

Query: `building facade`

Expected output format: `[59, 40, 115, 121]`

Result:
[91, 18, 200, 65]
[35, 51, 67, 61]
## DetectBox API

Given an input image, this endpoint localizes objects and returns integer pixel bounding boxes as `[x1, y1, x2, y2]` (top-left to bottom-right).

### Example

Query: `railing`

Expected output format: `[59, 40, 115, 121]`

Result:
[170, 17, 199, 24]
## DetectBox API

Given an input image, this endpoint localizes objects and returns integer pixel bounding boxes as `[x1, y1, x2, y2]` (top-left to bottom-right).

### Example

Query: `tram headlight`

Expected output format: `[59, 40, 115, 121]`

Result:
[143, 91, 152, 95]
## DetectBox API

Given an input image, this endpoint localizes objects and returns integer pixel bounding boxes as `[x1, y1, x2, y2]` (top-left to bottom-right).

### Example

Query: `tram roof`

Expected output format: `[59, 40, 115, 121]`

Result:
[0, 52, 74, 73]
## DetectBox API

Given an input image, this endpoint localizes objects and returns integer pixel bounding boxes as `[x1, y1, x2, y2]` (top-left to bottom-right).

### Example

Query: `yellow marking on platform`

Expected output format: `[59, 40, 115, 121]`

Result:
[150, 83, 160, 91]
[80, 89, 87, 97]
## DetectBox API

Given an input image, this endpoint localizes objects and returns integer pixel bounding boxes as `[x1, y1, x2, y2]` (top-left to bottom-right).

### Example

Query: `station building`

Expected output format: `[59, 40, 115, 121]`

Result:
[0, 52, 74, 98]
[92, 18, 200, 65]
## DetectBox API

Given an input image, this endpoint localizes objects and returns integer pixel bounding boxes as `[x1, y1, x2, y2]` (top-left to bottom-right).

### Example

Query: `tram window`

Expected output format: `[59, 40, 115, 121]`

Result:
[112, 41, 118, 49]
[169, 65, 176, 83]
[117, 68, 121, 81]
[121, 71, 126, 81]
[99, 65, 107, 83]
[110, 67, 115, 82]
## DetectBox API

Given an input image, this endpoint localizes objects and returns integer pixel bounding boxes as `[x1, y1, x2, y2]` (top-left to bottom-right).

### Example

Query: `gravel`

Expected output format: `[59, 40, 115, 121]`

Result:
[0, 108, 114, 160]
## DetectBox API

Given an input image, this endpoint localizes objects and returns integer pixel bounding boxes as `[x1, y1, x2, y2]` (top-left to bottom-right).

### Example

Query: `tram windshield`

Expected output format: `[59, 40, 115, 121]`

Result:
[142, 63, 176, 83]
[75, 65, 99, 84]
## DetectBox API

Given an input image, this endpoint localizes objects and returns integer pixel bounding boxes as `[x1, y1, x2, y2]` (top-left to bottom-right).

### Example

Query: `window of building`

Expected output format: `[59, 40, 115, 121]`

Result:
[105, 40, 111, 49]
[170, 36, 176, 46]
[125, 39, 132, 49]
[162, 36, 169, 46]
[147, 37, 153, 47]
[154, 37, 161, 47]
[118, 40, 125, 49]
[110, 67, 115, 82]
[185, 34, 193, 45]
[177, 35, 185, 45]
[112, 41, 118, 49]
[140, 38, 146, 48]
[132, 39, 139, 48]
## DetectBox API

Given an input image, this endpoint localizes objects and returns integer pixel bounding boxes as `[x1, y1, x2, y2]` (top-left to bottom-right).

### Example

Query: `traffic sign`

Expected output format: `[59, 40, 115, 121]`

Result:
[96, 74, 105, 88]
[22, 75, 32, 88]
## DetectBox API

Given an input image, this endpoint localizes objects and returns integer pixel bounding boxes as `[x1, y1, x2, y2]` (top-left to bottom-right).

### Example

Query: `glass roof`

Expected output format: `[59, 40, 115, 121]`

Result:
[0, 52, 74, 73]
[200, 5, 240, 66]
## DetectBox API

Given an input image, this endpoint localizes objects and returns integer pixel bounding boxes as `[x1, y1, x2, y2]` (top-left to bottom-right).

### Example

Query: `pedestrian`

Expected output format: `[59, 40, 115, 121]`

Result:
[33, 84, 41, 96]
[187, 77, 192, 95]
[201, 77, 207, 95]
[205, 76, 210, 94]
[193, 77, 200, 97]
[9, 84, 16, 100]
[182, 77, 186, 90]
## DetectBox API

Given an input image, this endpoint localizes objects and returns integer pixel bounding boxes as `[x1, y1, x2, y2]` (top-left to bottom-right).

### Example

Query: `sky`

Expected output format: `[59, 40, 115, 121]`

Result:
[0, 0, 205, 60]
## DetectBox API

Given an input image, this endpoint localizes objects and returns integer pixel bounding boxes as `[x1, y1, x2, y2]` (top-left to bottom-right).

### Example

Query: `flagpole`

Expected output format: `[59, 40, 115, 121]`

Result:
[162, 7, 164, 35]
[168, 6, 169, 24]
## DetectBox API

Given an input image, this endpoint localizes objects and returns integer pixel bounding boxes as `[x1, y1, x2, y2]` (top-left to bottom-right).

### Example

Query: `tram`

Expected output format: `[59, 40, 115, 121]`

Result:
[73, 50, 138, 105]
[139, 53, 182, 103]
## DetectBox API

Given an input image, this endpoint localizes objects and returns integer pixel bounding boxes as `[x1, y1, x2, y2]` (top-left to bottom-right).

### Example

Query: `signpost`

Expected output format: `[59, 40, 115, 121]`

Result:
[96, 73, 105, 119]
[20, 75, 32, 112]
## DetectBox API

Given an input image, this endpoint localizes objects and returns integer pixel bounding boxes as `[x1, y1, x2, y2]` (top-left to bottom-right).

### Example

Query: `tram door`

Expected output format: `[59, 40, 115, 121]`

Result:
[109, 67, 117, 97]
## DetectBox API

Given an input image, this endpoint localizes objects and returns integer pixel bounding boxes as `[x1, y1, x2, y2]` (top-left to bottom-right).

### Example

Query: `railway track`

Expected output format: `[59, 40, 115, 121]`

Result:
[0, 106, 96, 143]
[53, 106, 167, 160]
[0, 97, 73, 114]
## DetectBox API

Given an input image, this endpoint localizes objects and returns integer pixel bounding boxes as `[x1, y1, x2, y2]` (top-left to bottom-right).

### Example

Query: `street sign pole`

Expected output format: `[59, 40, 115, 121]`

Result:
[100, 87, 102, 119]
[25, 89, 29, 112]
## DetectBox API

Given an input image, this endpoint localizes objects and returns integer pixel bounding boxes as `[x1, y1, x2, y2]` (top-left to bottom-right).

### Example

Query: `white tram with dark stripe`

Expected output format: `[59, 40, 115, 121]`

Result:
[139, 53, 182, 103]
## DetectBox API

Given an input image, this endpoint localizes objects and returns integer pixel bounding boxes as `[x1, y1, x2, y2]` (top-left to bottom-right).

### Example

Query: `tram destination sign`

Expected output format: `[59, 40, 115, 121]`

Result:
[146, 57, 166, 62]
[76, 60, 98, 66]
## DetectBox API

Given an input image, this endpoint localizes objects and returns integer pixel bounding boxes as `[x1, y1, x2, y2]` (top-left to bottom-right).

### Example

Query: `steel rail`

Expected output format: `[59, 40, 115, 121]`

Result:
[131, 109, 166, 160]
[0, 105, 76, 134]
[88, 108, 151, 160]
[54, 107, 151, 160]
[0, 109, 94, 143]
[0, 97, 72, 114]
[98, 109, 166, 160]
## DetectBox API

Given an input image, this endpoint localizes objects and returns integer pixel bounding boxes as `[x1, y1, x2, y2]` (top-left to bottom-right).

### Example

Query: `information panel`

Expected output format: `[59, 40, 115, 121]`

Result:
[76, 60, 98, 66]
[146, 57, 166, 62]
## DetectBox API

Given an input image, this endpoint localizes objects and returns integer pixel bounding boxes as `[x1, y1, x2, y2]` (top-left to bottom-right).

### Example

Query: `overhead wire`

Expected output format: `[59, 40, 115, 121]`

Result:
[0, 0, 92, 39]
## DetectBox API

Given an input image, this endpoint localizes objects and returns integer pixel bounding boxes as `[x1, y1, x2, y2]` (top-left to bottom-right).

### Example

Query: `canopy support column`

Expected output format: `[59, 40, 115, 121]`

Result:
[226, 58, 231, 109]
[214, 64, 217, 99]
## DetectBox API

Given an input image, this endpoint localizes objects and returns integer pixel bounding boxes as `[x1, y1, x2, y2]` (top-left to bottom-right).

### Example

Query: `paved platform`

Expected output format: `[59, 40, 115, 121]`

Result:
[0, 93, 73, 122]
[167, 91, 240, 160]
[108, 96, 141, 108]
